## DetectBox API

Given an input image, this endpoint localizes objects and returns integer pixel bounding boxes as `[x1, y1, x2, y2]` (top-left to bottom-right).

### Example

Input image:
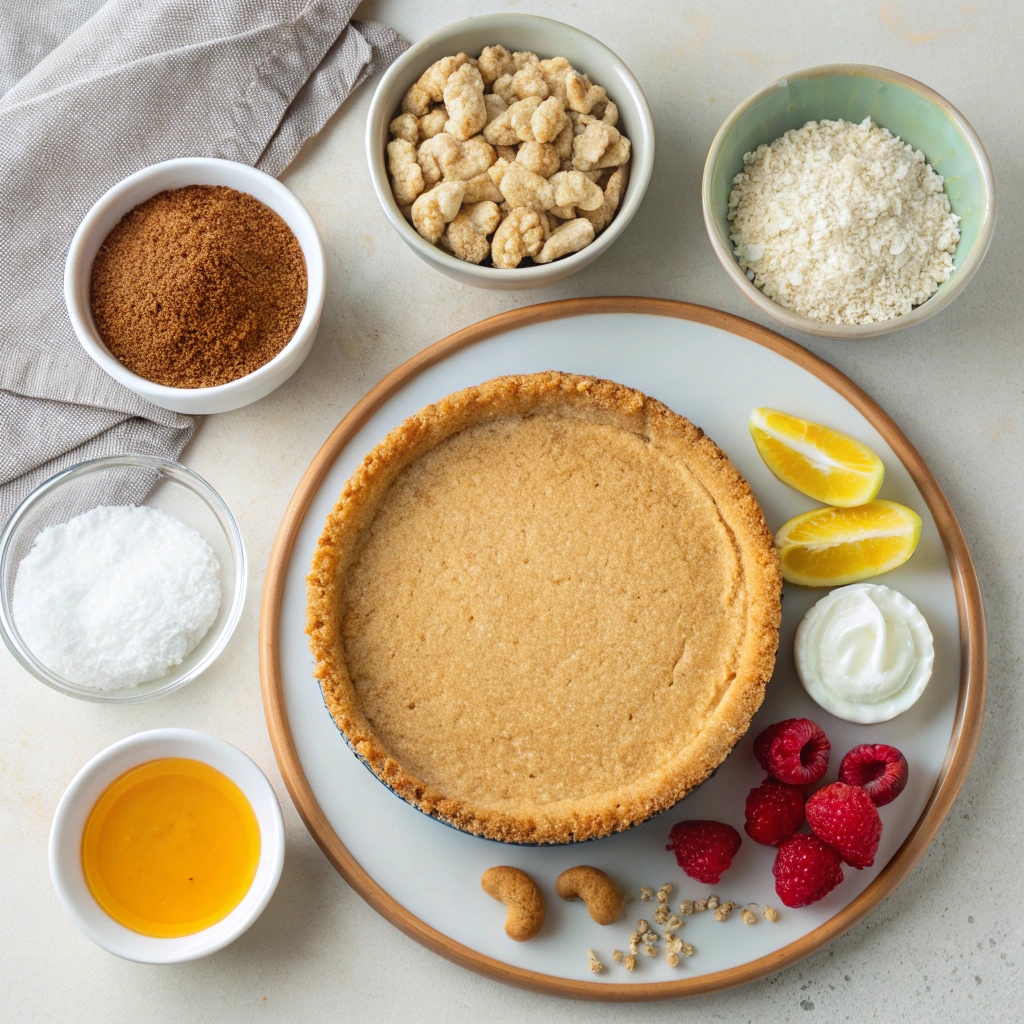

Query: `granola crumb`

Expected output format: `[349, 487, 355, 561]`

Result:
[640, 886, 654, 902]
[636, 919, 650, 934]
[741, 908, 757, 926]
[642, 930, 659, 944]
[629, 940, 639, 956]
[665, 937, 683, 953]
[666, 913, 683, 930]
[706, 895, 720, 910]
[764, 905, 779, 922]
[612, 949, 624, 963]
[624, 955, 636, 971]
[694, 899, 708, 912]
[714, 905, 732, 922]
[666, 951, 680, 967]
[653, 905, 669, 925]
[587, 949, 603, 973]
[679, 899, 695, 915]
[642, 944, 657, 958]
[680, 941, 694, 957]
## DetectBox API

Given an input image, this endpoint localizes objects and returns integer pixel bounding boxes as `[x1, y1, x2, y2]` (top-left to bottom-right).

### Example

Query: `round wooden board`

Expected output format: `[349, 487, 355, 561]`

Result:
[258, 297, 985, 1000]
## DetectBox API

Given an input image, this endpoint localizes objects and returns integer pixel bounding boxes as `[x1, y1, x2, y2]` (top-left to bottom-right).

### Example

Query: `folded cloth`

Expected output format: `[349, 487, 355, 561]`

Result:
[0, 0, 406, 524]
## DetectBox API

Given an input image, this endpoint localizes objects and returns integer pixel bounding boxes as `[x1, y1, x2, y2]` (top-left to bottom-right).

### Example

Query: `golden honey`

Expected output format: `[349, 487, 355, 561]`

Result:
[81, 758, 260, 938]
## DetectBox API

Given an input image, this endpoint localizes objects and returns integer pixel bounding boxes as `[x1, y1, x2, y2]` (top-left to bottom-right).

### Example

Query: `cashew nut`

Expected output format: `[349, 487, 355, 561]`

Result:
[531, 96, 570, 144]
[492, 73, 515, 106]
[489, 162, 555, 212]
[477, 45, 514, 85]
[533, 217, 594, 264]
[442, 63, 487, 141]
[555, 866, 626, 924]
[389, 113, 419, 146]
[512, 65, 549, 100]
[516, 141, 560, 179]
[411, 181, 465, 244]
[580, 160, 629, 233]
[565, 70, 607, 114]
[386, 139, 424, 206]
[418, 107, 448, 140]
[549, 170, 604, 213]
[571, 121, 621, 171]
[481, 866, 546, 941]
[491, 207, 544, 268]
[446, 201, 501, 264]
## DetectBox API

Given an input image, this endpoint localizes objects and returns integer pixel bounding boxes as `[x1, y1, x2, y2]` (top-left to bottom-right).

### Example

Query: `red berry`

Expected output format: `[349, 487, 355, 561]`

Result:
[666, 820, 742, 884]
[806, 781, 882, 869]
[753, 718, 831, 785]
[839, 744, 909, 807]
[772, 834, 845, 908]
[744, 778, 806, 846]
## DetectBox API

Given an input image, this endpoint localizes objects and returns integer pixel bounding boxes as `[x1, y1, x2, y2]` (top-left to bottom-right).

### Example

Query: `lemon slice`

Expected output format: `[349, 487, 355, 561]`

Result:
[775, 500, 922, 587]
[749, 408, 884, 507]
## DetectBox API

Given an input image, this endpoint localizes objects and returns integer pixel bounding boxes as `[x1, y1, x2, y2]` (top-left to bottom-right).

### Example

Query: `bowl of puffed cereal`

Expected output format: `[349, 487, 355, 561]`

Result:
[366, 14, 654, 288]
[703, 64, 995, 338]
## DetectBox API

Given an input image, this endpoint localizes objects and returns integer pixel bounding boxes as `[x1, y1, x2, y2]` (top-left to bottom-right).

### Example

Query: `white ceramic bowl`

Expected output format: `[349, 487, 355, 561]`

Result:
[65, 158, 326, 414]
[366, 14, 655, 289]
[50, 729, 285, 963]
[0, 455, 246, 704]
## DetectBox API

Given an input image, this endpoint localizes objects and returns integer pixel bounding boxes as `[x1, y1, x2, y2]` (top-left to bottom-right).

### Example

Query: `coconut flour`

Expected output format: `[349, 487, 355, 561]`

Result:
[13, 505, 221, 690]
[728, 118, 960, 325]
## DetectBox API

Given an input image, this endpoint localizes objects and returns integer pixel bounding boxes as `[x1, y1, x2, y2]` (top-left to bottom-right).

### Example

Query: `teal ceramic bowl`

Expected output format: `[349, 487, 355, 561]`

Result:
[703, 65, 995, 338]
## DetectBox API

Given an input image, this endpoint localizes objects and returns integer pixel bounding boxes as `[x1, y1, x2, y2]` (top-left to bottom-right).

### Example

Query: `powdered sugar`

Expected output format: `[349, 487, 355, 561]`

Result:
[728, 118, 960, 324]
[13, 505, 221, 689]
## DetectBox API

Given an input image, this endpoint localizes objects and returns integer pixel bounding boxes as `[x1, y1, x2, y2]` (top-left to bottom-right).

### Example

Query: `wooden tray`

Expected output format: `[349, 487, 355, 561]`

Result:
[259, 298, 985, 1000]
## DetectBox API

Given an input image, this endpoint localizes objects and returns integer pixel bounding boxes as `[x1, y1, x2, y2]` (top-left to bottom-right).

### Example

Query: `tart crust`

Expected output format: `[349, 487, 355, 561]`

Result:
[307, 372, 781, 844]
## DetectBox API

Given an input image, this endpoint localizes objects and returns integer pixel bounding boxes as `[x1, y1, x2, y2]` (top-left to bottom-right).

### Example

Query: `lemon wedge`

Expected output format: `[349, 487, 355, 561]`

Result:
[749, 408, 884, 507]
[775, 500, 922, 587]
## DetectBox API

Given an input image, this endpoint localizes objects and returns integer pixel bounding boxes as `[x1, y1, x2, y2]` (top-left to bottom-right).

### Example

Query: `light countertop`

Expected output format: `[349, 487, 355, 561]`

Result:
[3, 1, 1021, 1020]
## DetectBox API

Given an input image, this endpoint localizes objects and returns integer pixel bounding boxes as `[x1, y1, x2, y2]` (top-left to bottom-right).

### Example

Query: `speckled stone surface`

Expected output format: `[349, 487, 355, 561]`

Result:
[2, 1, 1021, 1020]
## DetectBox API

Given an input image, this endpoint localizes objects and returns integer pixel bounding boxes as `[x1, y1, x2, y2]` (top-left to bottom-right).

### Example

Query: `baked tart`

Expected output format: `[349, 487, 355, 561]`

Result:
[307, 372, 781, 844]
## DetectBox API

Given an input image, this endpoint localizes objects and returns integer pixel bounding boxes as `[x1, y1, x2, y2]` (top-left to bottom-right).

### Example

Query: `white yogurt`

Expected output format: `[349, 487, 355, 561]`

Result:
[794, 583, 934, 724]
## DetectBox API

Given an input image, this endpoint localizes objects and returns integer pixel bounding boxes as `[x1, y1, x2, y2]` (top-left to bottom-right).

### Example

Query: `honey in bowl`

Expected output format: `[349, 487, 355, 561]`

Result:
[81, 758, 260, 938]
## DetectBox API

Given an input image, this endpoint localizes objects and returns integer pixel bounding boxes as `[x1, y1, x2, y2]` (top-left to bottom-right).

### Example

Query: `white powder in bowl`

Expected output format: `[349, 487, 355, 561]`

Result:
[727, 117, 961, 325]
[13, 505, 221, 690]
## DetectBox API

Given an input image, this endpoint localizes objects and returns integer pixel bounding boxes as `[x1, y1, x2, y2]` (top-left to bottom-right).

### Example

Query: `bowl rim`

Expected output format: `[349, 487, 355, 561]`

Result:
[48, 728, 285, 963]
[0, 453, 247, 704]
[365, 12, 655, 284]
[64, 156, 327, 400]
[702, 62, 997, 339]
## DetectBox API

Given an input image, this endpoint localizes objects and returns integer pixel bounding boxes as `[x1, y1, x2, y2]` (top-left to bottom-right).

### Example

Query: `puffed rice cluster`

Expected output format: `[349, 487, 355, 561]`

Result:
[386, 46, 631, 267]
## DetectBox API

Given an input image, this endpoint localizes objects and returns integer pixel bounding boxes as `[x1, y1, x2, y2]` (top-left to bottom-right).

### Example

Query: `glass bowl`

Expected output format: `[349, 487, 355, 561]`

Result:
[0, 455, 246, 703]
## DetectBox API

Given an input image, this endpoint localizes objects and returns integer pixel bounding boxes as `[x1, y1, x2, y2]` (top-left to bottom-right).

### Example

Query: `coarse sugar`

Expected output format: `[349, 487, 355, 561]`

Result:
[727, 117, 960, 324]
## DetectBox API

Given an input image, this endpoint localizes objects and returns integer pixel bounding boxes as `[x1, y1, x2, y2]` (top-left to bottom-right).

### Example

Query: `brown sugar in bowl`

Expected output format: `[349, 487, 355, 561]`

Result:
[65, 158, 326, 415]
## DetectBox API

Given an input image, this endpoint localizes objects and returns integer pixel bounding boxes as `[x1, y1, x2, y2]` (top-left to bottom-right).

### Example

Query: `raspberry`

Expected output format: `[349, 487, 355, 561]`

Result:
[772, 834, 844, 908]
[753, 718, 830, 785]
[666, 820, 742, 884]
[805, 781, 882, 868]
[838, 744, 909, 807]
[744, 778, 806, 846]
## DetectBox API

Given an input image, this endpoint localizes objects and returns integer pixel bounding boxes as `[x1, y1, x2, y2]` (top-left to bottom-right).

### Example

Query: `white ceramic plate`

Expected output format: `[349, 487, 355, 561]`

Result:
[260, 299, 983, 998]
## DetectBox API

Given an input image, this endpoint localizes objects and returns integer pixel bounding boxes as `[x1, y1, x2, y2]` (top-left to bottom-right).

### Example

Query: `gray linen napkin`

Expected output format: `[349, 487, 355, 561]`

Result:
[0, 0, 406, 524]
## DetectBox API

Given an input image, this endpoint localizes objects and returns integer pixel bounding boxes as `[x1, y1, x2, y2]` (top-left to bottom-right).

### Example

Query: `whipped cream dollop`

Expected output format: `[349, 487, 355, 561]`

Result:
[795, 583, 934, 724]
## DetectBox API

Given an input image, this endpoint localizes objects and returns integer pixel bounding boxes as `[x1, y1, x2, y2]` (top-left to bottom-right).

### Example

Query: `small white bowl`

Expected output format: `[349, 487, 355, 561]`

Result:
[366, 14, 655, 289]
[50, 729, 285, 963]
[65, 158, 326, 415]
